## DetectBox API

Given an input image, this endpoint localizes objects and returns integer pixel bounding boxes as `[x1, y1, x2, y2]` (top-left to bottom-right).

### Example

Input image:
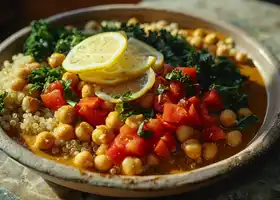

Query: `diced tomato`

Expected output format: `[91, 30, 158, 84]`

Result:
[114, 125, 149, 157]
[188, 96, 200, 109]
[152, 76, 169, 93]
[75, 97, 108, 126]
[144, 119, 165, 138]
[161, 133, 177, 152]
[202, 125, 226, 141]
[44, 80, 64, 94]
[203, 89, 224, 111]
[156, 114, 177, 132]
[169, 81, 186, 101]
[188, 104, 201, 126]
[199, 104, 217, 126]
[41, 89, 66, 110]
[175, 67, 197, 83]
[154, 93, 174, 113]
[77, 97, 104, 109]
[154, 139, 171, 159]
[163, 103, 188, 124]
[107, 144, 128, 164]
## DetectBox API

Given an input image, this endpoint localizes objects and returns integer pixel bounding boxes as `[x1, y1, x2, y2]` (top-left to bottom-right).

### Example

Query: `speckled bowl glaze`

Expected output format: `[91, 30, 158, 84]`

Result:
[1, 4, 280, 197]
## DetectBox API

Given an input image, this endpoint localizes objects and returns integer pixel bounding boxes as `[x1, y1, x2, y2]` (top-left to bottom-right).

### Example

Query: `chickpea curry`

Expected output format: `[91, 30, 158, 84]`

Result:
[0, 18, 266, 176]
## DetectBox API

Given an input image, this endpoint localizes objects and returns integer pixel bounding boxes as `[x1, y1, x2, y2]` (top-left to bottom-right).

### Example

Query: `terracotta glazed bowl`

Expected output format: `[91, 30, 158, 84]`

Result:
[1, 4, 280, 197]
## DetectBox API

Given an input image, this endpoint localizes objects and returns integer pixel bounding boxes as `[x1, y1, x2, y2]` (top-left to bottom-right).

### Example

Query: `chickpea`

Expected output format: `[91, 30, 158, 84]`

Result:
[75, 121, 93, 142]
[190, 36, 203, 48]
[238, 108, 252, 117]
[85, 20, 100, 30]
[121, 157, 143, 175]
[48, 53, 66, 68]
[226, 130, 242, 147]
[147, 153, 160, 167]
[224, 37, 234, 46]
[22, 96, 40, 113]
[176, 125, 194, 143]
[94, 155, 113, 172]
[53, 124, 75, 141]
[62, 72, 79, 87]
[220, 109, 237, 127]
[216, 45, 229, 56]
[127, 17, 139, 25]
[235, 52, 248, 63]
[26, 62, 41, 70]
[186, 36, 192, 43]
[216, 40, 225, 47]
[182, 139, 202, 160]
[178, 29, 189, 38]
[169, 22, 178, 30]
[11, 78, 27, 91]
[74, 151, 94, 169]
[204, 33, 218, 45]
[192, 28, 205, 37]
[55, 105, 76, 124]
[139, 93, 154, 108]
[156, 20, 168, 29]
[22, 84, 40, 98]
[34, 131, 55, 150]
[81, 84, 95, 98]
[92, 125, 115, 145]
[77, 81, 86, 91]
[125, 114, 144, 129]
[202, 143, 218, 161]
[96, 144, 109, 155]
[105, 111, 123, 130]
[229, 48, 237, 57]
[17, 67, 31, 78]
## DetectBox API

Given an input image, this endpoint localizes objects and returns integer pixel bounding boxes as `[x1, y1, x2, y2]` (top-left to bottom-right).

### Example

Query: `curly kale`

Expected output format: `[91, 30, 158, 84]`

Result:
[23, 20, 55, 61]
[24, 20, 88, 61]
[55, 28, 87, 54]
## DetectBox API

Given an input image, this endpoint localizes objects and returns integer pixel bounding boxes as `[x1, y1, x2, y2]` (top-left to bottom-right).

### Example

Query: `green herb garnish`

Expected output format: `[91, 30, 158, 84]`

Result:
[27, 65, 64, 93]
[114, 91, 133, 100]
[137, 121, 153, 138]
[116, 102, 154, 120]
[236, 114, 259, 130]
[0, 91, 8, 112]
[61, 80, 79, 105]
[156, 84, 169, 95]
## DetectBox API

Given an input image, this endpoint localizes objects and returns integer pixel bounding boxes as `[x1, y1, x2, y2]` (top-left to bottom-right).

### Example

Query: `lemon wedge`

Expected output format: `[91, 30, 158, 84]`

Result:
[94, 68, 156, 103]
[62, 32, 128, 72]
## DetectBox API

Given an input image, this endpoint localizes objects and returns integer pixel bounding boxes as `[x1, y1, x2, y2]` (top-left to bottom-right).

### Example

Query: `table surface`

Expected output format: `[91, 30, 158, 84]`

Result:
[2, 0, 280, 199]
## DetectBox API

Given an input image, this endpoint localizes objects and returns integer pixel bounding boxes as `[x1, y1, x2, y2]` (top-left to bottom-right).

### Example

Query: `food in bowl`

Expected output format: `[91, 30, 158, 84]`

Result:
[0, 18, 266, 176]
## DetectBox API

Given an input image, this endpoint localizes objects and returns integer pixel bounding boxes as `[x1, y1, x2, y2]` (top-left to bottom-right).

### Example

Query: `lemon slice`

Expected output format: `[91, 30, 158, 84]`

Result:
[94, 68, 156, 103]
[79, 72, 132, 85]
[127, 38, 164, 72]
[62, 32, 128, 72]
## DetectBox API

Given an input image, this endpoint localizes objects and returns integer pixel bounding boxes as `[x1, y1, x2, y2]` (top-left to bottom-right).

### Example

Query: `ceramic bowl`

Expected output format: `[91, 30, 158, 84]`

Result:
[1, 4, 280, 197]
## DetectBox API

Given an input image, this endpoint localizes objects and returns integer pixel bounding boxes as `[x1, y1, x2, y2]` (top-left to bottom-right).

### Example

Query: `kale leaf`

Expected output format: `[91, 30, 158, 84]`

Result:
[55, 28, 87, 54]
[236, 114, 259, 130]
[116, 102, 154, 120]
[23, 20, 55, 61]
[27, 65, 64, 93]
[24, 20, 88, 61]
[137, 121, 153, 138]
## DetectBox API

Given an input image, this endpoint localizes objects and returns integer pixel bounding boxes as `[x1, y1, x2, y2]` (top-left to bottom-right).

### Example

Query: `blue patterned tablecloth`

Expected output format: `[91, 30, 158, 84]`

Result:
[2, 0, 280, 199]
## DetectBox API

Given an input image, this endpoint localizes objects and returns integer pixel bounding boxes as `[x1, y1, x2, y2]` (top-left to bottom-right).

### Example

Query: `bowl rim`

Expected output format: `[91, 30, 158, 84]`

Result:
[1, 4, 280, 190]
